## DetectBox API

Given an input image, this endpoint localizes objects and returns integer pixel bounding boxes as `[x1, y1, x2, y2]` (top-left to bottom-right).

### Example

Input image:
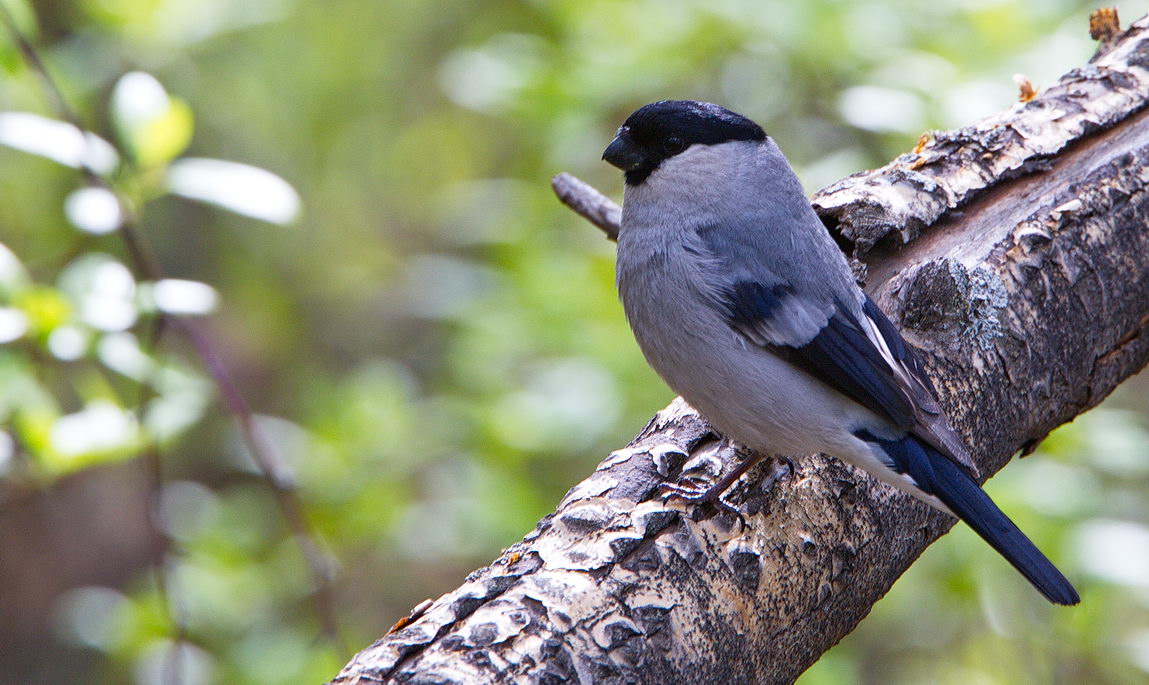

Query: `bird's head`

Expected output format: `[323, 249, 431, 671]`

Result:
[603, 100, 766, 186]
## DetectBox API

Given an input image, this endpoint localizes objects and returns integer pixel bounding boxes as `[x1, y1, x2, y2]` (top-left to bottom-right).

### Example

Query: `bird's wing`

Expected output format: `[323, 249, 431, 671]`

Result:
[691, 227, 978, 476]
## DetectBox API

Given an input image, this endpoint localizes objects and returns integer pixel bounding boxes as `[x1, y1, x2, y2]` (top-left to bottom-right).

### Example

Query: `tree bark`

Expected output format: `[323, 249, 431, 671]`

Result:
[333, 13, 1149, 685]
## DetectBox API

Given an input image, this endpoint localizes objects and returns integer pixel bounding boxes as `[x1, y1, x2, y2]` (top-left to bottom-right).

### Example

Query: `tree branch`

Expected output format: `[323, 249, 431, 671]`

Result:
[551, 172, 621, 240]
[333, 12, 1149, 684]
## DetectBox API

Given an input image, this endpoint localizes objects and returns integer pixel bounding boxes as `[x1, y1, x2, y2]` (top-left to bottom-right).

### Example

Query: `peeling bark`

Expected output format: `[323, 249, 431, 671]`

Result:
[333, 15, 1149, 685]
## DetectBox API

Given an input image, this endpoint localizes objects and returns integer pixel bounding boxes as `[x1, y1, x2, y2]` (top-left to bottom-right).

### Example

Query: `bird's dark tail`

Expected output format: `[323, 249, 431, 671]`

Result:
[895, 436, 1080, 605]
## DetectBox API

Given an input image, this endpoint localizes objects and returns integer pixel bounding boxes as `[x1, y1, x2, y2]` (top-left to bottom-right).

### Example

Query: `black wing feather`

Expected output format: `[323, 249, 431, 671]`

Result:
[789, 304, 917, 429]
[721, 279, 977, 475]
[727, 281, 914, 429]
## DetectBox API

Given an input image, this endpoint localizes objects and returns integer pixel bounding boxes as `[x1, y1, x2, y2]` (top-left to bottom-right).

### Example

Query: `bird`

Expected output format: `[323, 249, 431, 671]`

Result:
[601, 99, 1079, 605]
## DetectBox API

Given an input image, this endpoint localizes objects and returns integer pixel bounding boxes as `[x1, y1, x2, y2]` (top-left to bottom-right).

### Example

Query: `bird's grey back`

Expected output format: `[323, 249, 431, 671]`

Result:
[617, 138, 862, 326]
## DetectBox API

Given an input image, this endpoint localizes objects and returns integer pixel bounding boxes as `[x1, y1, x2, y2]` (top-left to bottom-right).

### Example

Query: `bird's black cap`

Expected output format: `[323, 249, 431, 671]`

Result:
[603, 100, 766, 185]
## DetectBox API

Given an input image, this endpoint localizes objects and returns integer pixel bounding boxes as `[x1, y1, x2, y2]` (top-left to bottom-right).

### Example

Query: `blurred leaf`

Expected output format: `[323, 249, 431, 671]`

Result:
[0, 112, 119, 172]
[0, 307, 28, 343]
[1074, 519, 1149, 589]
[140, 279, 219, 315]
[46, 324, 92, 361]
[96, 332, 152, 380]
[82, 0, 164, 27]
[41, 399, 141, 474]
[111, 71, 194, 167]
[51, 585, 132, 650]
[2, 353, 59, 453]
[58, 255, 137, 333]
[64, 187, 124, 235]
[439, 33, 546, 113]
[0, 242, 29, 295]
[14, 286, 73, 339]
[838, 85, 925, 133]
[167, 158, 301, 224]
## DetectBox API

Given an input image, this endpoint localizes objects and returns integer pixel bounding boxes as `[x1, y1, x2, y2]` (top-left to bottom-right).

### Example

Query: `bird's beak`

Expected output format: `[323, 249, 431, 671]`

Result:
[602, 129, 645, 171]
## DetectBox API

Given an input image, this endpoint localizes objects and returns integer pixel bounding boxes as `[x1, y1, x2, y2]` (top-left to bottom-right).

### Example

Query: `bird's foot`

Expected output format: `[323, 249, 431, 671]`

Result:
[659, 479, 743, 518]
[659, 451, 764, 527]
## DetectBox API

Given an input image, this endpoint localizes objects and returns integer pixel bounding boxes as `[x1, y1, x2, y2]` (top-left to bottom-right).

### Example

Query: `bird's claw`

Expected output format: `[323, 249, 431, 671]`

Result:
[658, 480, 744, 520]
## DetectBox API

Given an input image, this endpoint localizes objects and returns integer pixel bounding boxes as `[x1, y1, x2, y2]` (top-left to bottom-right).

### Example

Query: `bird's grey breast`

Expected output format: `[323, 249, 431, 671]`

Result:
[615, 211, 749, 403]
[616, 226, 715, 353]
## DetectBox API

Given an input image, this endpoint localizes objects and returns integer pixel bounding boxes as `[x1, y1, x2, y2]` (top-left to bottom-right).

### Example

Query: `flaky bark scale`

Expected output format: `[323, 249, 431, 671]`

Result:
[334, 15, 1149, 685]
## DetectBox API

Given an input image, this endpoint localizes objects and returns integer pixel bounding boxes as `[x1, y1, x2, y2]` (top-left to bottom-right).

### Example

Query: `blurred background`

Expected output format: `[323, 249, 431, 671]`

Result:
[0, 0, 1146, 683]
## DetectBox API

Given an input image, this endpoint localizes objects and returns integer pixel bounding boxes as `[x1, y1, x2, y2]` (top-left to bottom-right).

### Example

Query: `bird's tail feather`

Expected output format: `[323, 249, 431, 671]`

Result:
[898, 437, 1080, 605]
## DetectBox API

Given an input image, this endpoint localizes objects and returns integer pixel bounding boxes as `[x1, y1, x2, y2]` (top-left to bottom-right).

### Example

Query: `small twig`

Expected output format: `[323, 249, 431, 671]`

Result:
[136, 317, 189, 685]
[551, 172, 621, 240]
[0, 6, 345, 656]
[0, 7, 82, 130]
[173, 317, 346, 651]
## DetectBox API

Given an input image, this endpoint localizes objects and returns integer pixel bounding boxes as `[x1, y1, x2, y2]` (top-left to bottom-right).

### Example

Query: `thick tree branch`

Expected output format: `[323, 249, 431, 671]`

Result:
[334, 13, 1149, 685]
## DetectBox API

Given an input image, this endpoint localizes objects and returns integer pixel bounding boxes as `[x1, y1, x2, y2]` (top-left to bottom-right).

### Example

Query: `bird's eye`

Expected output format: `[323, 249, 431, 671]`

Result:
[663, 136, 685, 154]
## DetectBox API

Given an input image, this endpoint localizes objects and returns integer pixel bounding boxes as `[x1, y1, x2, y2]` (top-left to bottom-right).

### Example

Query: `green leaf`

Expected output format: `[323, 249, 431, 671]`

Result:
[111, 71, 195, 168]
[135, 97, 194, 167]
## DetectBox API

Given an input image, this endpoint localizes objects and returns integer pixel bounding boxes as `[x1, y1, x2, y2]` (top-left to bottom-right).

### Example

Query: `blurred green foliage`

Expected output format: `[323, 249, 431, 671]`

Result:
[0, 0, 1146, 683]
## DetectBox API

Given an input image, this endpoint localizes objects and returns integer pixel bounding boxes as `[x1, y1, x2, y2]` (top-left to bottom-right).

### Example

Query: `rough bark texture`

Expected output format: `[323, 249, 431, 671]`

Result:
[334, 14, 1149, 685]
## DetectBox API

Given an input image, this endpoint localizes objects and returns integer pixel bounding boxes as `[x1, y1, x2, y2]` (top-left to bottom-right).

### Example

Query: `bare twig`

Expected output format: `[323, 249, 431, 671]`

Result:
[0, 7, 83, 133]
[135, 317, 189, 685]
[173, 317, 345, 651]
[551, 172, 621, 240]
[0, 5, 345, 657]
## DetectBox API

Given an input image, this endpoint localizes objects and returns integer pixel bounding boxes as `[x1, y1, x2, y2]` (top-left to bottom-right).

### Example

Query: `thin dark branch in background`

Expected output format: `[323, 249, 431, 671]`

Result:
[136, 316, 188, 685]
[173, 318, 346, 652]
[0, 4, 346, 656]
[0, 7, 83, 131]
